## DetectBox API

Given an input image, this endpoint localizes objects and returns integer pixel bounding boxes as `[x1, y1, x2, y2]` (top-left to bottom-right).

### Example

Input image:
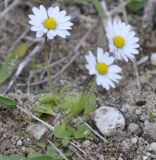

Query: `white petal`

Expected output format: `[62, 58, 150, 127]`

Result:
[85, 64, 97, 75]
[54, 30, 70, 38]
[40, 5, 47, 18]
[36, 31, 44, 38]
[57, 16, 71, 23]
[29, 19, 42, 26]
[31, 25, 47, 33]
[108, 65, 122, 73]
[57, 22, 73, 30]
[55, 10, 67, 19]
[96, 75, 103, 86]
[108, 73, 122, 81]
[97, 47, 104, 62]
[48, 6, 60, 18]
[31, 26, 40, 31]
[47, 30, 56, 39]
[101, 77, 110, 90]
[32, 6, 47, 21]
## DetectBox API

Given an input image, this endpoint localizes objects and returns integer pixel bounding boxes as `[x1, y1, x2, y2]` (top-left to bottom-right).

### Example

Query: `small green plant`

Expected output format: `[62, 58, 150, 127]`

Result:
[60, 91, 96, 116]
[54, 123, 93, 146]
[147, 111, 154, 123]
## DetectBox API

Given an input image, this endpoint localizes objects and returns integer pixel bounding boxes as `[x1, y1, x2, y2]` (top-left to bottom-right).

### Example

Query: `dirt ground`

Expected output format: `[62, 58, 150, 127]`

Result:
[0, 0, 156, 160]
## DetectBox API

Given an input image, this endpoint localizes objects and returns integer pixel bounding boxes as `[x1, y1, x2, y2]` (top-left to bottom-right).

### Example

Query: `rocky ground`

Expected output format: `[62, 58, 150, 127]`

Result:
[0, 0, 156, 160]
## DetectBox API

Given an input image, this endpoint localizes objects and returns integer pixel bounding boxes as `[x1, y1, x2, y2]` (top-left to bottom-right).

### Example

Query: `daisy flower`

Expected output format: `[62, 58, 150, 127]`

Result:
[105, 19, 140, 62]
[85, 48, 122, 90]
[29, 5, 73, 39]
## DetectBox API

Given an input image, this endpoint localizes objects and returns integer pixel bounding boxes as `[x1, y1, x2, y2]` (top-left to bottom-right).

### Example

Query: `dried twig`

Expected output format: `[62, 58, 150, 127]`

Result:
[110, 1, 128, 16]
[0, 0, 21, 18]
[4, 41, 44, 93]
[31, 114, 54, 131]
[70, 141, 86, 155]
[78, 117, 108, 143]
[9, 27, 30, 52]
[68, 145, 85, 160]
[48, 140, 69, 160]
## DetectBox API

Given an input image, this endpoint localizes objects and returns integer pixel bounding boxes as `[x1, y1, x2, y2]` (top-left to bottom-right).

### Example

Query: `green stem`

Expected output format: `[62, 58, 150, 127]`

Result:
[82, 75, 95, 95]
[44, 37, 53, 93]
[79, 75, 95, 104]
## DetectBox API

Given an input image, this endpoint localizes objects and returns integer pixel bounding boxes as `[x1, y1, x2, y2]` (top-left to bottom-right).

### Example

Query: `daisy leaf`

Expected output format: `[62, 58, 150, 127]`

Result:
[0, 155, 25, 160]
[0, 43, 29, 85]
[0, 96, 16, 108]
[127, 0, 147, 12]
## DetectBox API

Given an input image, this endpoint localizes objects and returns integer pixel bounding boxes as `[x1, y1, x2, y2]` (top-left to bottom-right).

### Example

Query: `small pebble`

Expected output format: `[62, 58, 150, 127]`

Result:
[135, 109, 142, 115]
[151, 53, 156, 66]
[17, 140, 23, 146]
[128, 123, 139, 134]
[143, 156, 148, 160]
[82, 140, 91, 148]
[131, 137, 138, 144]
[150, 142, 156, 153]
[27, 123, 48, 140]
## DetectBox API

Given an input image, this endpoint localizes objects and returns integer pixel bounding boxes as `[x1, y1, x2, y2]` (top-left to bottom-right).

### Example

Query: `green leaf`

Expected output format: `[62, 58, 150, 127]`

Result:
[127, 0, 147, 12]
[61, 137, 70, 146]
[24, 147, 37, 156]
[60, 92, 84, 115]
[0, 43, 29, 85]
[28, 59, 42, 70]
[54, 123, 67, 138]
[0, 155, 25, 160]
[36, 141, 46, 150]
[38, 92, 59, 105]
[0, 96, 16, 107]
[60, 91, 96, 116]
[91, 0, 105, 18]
[11, 43, 29, 58]
[47, 146, 63, 160]
[33, 104, 57, 116]
[66, 126, 75, 137]
[83, 92, 96, 116]
[59, 85, 68, 97]
[74, 124, 92, 139]
[64, 151, 73, 158]
[27, 155, 52, 160]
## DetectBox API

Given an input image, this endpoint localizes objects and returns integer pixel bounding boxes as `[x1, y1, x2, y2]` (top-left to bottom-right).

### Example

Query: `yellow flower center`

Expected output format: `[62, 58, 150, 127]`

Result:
[96, 63, 108, 75]
[44, 18, 57, 30]
[113, 36, 125, 48]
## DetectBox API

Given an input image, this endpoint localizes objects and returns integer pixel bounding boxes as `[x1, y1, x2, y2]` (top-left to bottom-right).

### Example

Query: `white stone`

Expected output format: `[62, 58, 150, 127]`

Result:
[94, 106, 125, 136]
[143, 156, 148, 160]
[151, 53, 156, 66]
[17, 140, 22, 146]
[27, 123, 48, 140]
[150, 142, 156, 153]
